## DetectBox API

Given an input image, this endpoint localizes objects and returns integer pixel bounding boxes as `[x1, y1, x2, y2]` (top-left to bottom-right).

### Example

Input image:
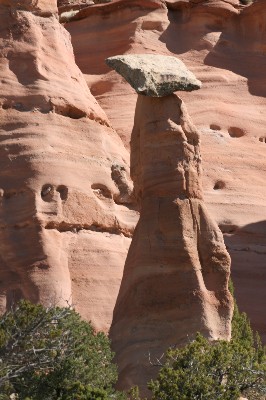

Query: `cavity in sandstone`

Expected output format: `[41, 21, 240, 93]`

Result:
[0, 1, 137, 330]
[107, 54, 233, 392]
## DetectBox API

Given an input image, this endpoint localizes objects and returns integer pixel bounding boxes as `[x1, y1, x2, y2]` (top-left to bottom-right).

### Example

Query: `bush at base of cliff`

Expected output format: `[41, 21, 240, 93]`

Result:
[149, 334, 266, 400]
[0, 300, 124, 400]
[148, 284, 266, 400]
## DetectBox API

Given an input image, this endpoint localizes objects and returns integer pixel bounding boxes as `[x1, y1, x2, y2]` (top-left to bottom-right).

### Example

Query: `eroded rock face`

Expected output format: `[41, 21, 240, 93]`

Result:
[57, 0, 112, 14]
[57, 0, 94, 14]
[110, 93, 233, 392]
[0, 1, 137, 331]
[2, 0, 58, 14]
[106, 54, 202, 96]
[65, 0, 266, 343]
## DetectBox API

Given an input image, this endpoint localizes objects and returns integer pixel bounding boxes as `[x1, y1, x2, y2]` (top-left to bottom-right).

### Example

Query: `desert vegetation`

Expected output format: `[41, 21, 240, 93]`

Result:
[0, 288, 265, 399]
[147, 283, 266, 400]
[0, 301, 124, 400]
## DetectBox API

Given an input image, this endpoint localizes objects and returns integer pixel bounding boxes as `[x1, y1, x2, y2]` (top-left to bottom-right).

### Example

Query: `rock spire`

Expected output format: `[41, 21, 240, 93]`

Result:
[107, 54, 233, 393]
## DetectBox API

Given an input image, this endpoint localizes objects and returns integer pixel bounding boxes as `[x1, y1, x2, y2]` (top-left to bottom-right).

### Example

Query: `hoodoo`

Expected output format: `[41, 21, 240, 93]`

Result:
[108, 54, 233, 392]
[0, 1, 137, 331]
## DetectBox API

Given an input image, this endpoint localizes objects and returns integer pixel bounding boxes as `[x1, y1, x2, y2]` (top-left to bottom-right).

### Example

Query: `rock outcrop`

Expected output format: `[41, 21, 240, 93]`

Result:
[0, 0, 138, 331]
[3, 0, 57, 15]
[1, 0, 265, 347]
[57, 0, 112, 15]
[64, 0, 266, 343]
[106, 54, 202, 96]
[109, 55, 233, 392]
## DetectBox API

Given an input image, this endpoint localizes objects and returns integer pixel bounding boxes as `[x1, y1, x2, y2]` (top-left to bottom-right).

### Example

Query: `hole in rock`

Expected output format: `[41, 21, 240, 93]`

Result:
[141, 20, 164, 31]
[2, 102, 25, 112]
[2, 122, 28, 131]
[90, 80, 114, 96]
[214, 181, 225, 190]
[2, 103, 10, 110]
[41, 184, 54, 201]
[14, 103, 24, 111]
[53, 104, 86, 119]
[91, 183, 112, 199]
[210, 124, 221, 131]
[68, 106, 86, 119]
[228, 127, 245, 138]
[8, 54, 48, 86]
[259, 137, 266, 143]
[219, 224, 238, 234]
[57, 185, 68, 201]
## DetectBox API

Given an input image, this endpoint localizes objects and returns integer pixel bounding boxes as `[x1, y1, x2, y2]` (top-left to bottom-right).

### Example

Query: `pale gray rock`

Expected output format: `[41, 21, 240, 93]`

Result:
[105, 54, 202, 97]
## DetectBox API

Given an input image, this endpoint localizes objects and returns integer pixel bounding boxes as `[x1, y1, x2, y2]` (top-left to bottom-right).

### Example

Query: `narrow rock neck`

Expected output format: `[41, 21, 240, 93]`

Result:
[130, 94, 203, 205]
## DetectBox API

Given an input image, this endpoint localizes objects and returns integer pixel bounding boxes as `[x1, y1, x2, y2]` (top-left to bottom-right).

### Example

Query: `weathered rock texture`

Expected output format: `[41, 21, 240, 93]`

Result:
[1, 0, 266, 347]
[106, 54, 202, 96]
[58, 0, 94, 16]
[57, 0, 111, 15]
[65, 0, 266, 342]
[110, 93, 233, 392]
[0, 0, 138, 331]
[3, 0, 57, 14]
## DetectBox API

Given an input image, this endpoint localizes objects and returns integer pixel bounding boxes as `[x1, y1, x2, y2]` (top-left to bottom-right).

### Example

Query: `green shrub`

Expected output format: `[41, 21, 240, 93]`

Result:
[149, 333, 266, 400]
[148, 283, 266, 400]
[0, 301, 123, 399]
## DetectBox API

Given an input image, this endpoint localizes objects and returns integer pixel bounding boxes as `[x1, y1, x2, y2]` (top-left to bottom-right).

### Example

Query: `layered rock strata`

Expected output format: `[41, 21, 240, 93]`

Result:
[57, 0, 112, 16]
[109, 55, 233, 392]
[65, 0, 266, 343]
[0, 0, 137, 331]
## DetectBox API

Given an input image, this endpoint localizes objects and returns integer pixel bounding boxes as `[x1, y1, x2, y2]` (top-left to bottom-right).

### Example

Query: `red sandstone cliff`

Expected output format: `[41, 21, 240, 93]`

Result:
[0, 0, 265, 346]
[0, 0, 138, 331]
[62, 0, 266, 342]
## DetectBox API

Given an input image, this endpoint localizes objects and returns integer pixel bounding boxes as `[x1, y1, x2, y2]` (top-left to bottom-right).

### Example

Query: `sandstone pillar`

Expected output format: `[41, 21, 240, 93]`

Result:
[106, 54, 233, 392]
